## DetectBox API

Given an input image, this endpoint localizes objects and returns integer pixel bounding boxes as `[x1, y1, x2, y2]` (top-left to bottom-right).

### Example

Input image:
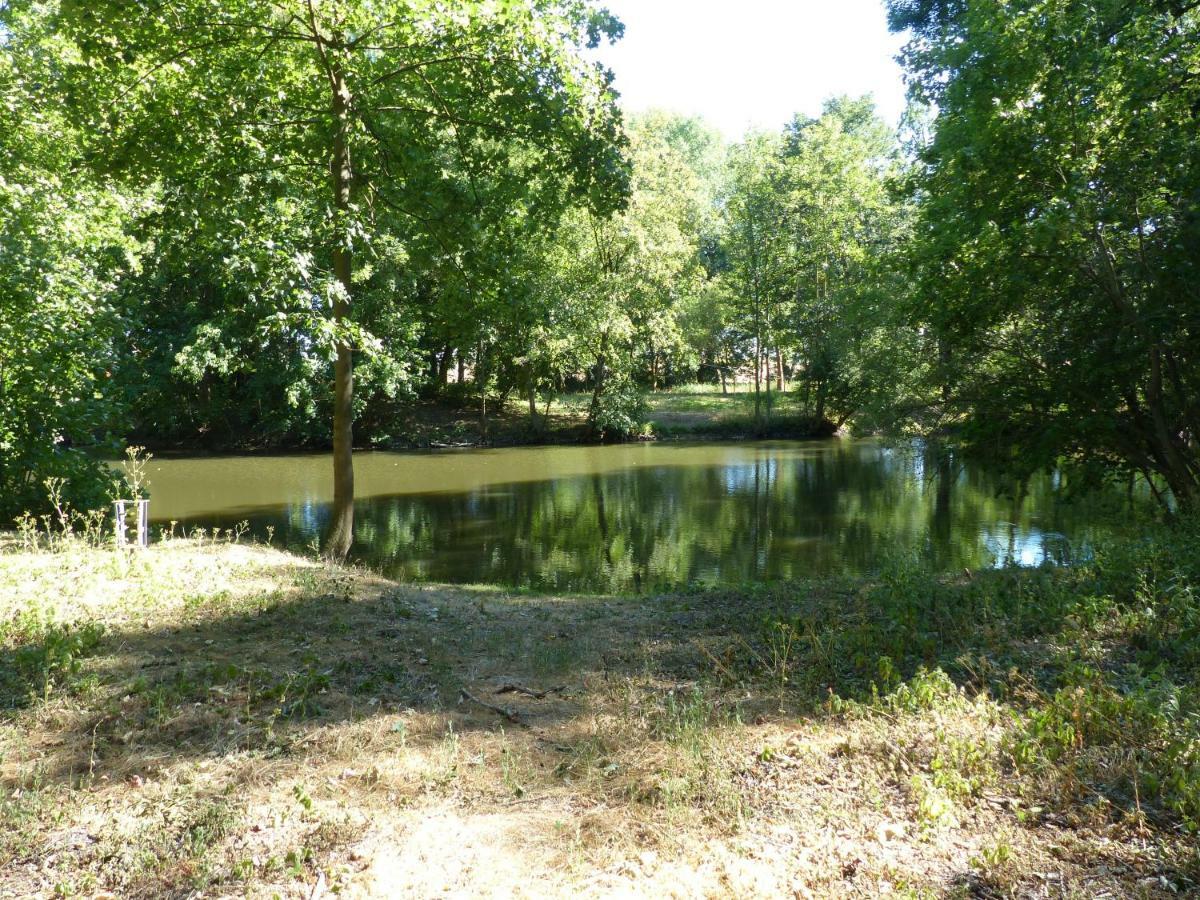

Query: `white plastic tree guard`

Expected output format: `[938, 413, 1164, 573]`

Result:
[114, 499, 150, 549]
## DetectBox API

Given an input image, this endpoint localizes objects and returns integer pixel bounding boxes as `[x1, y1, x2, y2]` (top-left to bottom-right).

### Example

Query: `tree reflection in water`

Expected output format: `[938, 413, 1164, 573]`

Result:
[147, 441, 1144, 593]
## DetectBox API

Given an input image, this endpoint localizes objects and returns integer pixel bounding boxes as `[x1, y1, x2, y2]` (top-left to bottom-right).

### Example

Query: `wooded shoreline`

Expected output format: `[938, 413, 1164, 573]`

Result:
[124, 390, 842, 455]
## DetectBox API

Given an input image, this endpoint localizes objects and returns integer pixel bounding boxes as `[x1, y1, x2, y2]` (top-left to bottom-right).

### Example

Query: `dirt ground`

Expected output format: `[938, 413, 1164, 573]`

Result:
[0, 541, 1192, 898]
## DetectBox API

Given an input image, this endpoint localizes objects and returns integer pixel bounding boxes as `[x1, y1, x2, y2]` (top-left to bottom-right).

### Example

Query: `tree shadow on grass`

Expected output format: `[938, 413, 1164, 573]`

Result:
[1, 557, 794, 788]
[4, 551, 1198, 899]
[4, 551, 1195, 847]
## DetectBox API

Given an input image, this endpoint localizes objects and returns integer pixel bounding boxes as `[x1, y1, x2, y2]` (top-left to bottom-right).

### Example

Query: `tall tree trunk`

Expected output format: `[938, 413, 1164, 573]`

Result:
[775, 346, 785, 392]
[527, 366, 540, 431]
[753, 300, 762, 431]
[325, 65, 355, 561]
[938, 335, 952, 410]
[457, 352, 465, 384]
[588, 329, 610, 438]
[763, 344, 772, 430]
[477, 340, 489, 442]
[1147, 347, 1198, 509]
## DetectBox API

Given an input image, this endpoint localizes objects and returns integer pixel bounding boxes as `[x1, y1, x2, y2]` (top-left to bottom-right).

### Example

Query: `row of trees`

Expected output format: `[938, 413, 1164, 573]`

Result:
[2, 0, 1197, 540]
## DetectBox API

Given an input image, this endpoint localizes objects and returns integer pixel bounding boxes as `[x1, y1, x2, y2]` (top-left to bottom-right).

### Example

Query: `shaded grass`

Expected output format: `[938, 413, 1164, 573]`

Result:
[381, 387, 828, 449]
[1, 524, 1198, 896]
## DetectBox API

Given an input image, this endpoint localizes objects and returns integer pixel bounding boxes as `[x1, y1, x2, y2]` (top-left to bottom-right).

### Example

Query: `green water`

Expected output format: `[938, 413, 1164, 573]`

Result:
[140, 440, 1135, 592]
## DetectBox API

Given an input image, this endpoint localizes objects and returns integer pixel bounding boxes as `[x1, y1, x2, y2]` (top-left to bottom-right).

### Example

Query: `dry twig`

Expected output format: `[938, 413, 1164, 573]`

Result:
[460, 688, 523, 723]
[495, 682, 566, 700]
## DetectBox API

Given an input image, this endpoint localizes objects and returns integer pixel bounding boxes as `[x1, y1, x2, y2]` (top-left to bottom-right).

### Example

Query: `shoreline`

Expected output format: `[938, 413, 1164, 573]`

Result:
[118, 391, 839, 458]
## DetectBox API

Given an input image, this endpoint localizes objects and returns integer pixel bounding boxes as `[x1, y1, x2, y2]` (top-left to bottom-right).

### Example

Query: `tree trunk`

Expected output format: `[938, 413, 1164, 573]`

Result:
[753, 330, 762, 430]
[588, 330, 610, 438]
[1147, 347, 1198, 509]
[775, 346, 785, 392]
[325, 65, 355, 561]
[938, 335, 952, 410]
[477, 340, 489, 442]
[527, 367, 539, 431]
[763, 346, 772, 430]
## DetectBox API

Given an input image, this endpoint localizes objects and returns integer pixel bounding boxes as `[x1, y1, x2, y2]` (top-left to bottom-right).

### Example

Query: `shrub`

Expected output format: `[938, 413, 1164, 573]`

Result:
[589, 377, 649, 442]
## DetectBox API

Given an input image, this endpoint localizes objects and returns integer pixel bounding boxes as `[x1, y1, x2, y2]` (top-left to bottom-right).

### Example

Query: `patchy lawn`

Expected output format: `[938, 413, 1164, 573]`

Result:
[1, 533, 1197, 897]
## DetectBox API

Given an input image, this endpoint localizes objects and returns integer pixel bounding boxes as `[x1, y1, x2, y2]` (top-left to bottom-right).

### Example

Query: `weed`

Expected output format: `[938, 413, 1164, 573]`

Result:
[498, 734, 527, 798]
[285, 845, 312, 878]
[293, 783, 314, 813]
[909, 773, 959, 830]
[184, 800, 236, 858]
[0, 619, 105, 707]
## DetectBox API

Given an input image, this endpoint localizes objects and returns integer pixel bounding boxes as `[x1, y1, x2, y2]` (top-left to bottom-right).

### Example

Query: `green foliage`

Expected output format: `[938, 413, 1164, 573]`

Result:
[587, 375, 648, 441]
[2, 0, 631, 505]
[888, 0, 1200, 506]
[722, 98, 911, 431]
[0, 615, 106, 708]
[0, 9, 142, 518]
[1, 3, 912, 480]
[5, 0, 1196, 545]
[525, 115, 711, 434]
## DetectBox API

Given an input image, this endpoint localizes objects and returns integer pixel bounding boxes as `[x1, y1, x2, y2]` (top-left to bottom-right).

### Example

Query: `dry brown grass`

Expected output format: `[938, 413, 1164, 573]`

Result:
[0, 540, 1191, 898]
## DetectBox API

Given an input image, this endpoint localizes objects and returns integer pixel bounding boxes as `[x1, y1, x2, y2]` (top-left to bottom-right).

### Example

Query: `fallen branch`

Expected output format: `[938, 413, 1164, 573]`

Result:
[495, 682, 566, 700]
[460, 689, 523, 723]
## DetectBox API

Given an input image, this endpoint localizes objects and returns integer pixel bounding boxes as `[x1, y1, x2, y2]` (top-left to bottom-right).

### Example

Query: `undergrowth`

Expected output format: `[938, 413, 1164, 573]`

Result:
[742, 516, 1200, 835]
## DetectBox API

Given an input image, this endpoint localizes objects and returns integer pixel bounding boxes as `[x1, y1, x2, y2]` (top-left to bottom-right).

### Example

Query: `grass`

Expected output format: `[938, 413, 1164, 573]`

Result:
[1, 521, 1198, 896]
[380, 385, 829, 449]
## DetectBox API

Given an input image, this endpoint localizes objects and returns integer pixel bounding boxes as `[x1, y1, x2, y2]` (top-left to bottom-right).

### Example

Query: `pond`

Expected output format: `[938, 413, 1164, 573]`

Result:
[140, 440, 1138, 593]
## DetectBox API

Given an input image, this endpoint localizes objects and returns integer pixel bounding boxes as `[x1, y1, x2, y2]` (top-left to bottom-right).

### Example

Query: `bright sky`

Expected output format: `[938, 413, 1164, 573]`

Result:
[593, 1, 909, 138]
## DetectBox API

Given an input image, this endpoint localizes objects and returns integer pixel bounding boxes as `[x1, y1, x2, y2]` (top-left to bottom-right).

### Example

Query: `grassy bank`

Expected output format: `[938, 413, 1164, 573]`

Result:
[381, 384, 827, 449]
[2, 527, 1198, 897]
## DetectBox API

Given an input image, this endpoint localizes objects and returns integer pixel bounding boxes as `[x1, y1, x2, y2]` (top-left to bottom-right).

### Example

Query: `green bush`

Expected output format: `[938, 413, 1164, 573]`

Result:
[589, 377, 649, 442]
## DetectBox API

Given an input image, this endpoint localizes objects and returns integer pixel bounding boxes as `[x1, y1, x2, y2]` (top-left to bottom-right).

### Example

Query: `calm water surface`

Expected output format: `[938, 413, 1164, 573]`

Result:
[141, 441, 1135, 592]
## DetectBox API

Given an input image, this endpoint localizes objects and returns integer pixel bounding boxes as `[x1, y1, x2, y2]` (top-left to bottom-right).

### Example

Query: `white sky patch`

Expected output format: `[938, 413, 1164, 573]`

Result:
[591, 0, 909, 137]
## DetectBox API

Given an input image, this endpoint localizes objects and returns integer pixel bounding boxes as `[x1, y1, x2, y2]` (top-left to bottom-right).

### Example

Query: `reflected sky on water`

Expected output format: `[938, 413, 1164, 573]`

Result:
[138, 440, 1142, 592]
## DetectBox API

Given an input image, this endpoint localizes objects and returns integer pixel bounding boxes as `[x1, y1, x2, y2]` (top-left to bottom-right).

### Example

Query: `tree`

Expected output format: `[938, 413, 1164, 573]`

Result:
[0, 6, 143, 520]
[889, 0, 1200, 508]
[779, 97, 905, 428]
[535, 115, 707, 439]
[724, 132, 790, 429]
[58, 0, 628, 555]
